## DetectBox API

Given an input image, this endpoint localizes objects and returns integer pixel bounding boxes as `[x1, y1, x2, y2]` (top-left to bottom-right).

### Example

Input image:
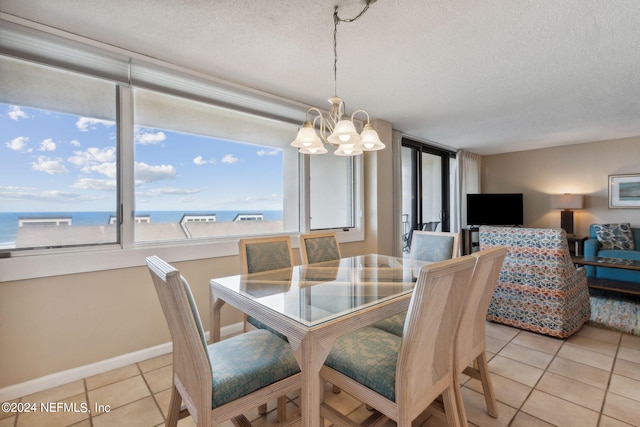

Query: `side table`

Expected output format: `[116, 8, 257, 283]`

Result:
[566, 234, 588, 256]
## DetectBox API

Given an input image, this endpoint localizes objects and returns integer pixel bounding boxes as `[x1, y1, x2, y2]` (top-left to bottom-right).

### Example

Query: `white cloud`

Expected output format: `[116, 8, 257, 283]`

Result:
[31, 156, 69, 175]
[193, 155, 216, 166]
[39, 138, 57, 151]
[5, 136, 31, 152]
[0, 186, 84, 202]
[70, 178, 116, 191]
[76, 117, 114, 132]
[82, 162, 117, 179]
[135, 130, 167, 145]
[70, 140, 81, 147]
[8, 106, 28, 121]
[221, 154, 239, 164]
[135, 162, 177, 184]
[68, 147, 116, 167]
[220, 193, 282, 206]
[257, 148, 281, 156]
[140, 187, 201, 197]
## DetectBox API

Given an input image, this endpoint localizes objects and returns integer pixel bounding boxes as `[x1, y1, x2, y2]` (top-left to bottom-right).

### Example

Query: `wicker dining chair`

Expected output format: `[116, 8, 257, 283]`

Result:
[319, 256, 477, 427]
[146, 256, 301, 426]
[372, 231, 460, 337]
[237, 235, 296, 419]
[238, 235, 295, 333]
[410, 230, 460, 262]
[299, 231, 341, 264]
[453, 246, 507, 425]
[239, 235, 295, 275]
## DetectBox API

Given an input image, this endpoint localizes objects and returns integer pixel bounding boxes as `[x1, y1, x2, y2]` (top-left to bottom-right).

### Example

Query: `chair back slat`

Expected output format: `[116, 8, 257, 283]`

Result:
[396, 256, 476, 415]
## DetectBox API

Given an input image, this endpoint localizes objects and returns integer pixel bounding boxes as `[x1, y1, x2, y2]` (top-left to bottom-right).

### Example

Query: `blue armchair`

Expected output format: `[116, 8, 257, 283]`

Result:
[584, 224, 640, 284]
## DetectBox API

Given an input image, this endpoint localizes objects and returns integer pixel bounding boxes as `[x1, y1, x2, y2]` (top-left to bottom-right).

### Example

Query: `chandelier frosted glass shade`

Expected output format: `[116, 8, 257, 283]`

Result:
[290, 121, 322, 149]
[326, 119, 362, 146]
[360, 124, 385, 151]
[334, 143, 363, 156]
[291, 98, 385, 156]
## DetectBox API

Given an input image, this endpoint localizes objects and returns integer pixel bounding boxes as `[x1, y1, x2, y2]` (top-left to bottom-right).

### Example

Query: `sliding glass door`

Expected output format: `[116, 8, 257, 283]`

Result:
[401, 139, 455, 252]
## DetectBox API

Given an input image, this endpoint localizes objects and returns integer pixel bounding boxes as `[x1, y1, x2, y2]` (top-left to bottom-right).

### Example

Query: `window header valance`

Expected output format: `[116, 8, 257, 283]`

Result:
[0, 18, 306, 126]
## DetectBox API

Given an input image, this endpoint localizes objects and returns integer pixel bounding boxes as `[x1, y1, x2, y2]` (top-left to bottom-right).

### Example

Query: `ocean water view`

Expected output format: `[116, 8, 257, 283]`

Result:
[0, 210, 283, 248]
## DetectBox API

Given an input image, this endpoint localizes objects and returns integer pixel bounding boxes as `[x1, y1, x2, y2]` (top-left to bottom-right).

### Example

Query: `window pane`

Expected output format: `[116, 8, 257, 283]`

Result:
[310, 154, 354, 230]
[0, 57, 117, 250]
[133, 88, 297, 242]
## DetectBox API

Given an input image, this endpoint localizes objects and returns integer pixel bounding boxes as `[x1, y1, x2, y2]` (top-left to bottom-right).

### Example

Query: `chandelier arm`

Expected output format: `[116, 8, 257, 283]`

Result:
[350, 109, 371, 124]
[305, 107, 332, 143]
[305, 107, 325, 122]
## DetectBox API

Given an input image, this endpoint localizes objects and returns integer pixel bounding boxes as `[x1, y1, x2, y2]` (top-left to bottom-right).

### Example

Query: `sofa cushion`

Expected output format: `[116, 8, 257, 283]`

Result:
[593, 223, 635, 251]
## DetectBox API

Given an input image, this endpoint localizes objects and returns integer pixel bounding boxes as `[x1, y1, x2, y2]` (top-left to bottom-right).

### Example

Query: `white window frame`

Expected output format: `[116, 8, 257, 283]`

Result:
[0, 16, 364, 281]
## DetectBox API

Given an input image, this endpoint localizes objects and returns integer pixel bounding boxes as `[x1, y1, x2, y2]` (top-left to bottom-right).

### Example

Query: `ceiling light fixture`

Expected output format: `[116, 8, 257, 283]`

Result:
[291, 0, 385, 156]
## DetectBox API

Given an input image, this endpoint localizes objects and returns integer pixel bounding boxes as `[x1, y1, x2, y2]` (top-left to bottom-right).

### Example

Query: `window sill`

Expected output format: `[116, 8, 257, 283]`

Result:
[0, 229, 363, 282]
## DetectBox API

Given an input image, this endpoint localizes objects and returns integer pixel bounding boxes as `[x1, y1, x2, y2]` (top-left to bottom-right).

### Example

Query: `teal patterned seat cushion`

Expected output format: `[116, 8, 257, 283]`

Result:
[371, 311, 407, 337]
[246, 241, 292, 273]
[324, 326, 401, 401]
[247, 316, 288, 341]
[411, 235, 455, 262]
[181, 275, 299, 408]
[207, 329, 300, 408]
[304, 236, 341, 263]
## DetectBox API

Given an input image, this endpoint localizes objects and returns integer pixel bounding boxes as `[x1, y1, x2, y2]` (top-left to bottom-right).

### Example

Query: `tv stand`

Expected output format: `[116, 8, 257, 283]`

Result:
[462, 227, 479, 255]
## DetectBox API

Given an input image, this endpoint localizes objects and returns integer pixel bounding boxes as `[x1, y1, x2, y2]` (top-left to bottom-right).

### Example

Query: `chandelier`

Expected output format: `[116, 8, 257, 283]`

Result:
[291, 0, 385, 156]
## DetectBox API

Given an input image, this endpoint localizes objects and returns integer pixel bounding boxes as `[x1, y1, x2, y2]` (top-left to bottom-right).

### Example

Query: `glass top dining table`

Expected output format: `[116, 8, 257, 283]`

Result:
[209, 253, 428, 427]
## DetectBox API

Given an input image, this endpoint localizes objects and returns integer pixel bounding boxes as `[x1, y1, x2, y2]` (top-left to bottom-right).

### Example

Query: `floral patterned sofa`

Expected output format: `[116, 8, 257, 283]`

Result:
[479, 226, 591, 338]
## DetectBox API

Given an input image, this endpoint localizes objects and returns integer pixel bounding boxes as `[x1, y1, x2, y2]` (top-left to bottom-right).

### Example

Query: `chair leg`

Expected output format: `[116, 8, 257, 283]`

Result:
[452, 370, 468, 427]
[476, 352, 498, 417]
[166, 386, 182, 427]
[276, 395, 288, 422]
[441, 385, 462, 427]
[258, 403, 267, 415]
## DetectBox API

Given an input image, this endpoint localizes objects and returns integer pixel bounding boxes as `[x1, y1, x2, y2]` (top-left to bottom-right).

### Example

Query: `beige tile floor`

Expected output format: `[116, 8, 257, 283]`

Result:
[2, 322, 639, 427]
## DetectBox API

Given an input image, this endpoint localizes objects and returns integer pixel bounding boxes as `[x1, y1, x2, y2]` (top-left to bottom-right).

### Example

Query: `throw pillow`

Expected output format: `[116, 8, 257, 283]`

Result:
[593, 223, 635, 250]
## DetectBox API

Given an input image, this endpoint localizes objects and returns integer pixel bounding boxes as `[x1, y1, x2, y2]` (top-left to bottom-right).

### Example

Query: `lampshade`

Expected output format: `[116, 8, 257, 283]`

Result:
[326, 118, 362, 146]
[299, 139, 328, 154]
[291, 122, 322, 148]
[360, 124, 385, 151]
[334, 143, 363, 156]
[551, 194, 584, 209]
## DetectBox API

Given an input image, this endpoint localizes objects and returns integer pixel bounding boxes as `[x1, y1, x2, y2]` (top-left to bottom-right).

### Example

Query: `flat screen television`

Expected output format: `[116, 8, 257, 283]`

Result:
[467, 193, 524, 226]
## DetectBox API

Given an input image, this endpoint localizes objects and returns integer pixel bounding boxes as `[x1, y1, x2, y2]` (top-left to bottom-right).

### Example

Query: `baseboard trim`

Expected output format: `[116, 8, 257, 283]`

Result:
[0, 322, 244, 402]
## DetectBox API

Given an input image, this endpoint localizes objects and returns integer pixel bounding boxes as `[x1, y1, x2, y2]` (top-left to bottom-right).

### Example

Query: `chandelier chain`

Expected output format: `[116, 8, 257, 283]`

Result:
[333, 2, 372, 97]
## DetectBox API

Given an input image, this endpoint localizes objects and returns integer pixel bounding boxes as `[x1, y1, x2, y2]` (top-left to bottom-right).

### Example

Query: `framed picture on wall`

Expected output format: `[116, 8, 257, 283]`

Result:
[609, 174, 640, 208]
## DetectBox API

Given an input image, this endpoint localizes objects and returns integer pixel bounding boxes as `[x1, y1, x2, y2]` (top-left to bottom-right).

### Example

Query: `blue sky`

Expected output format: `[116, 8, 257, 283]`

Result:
[0, 103, 284, 212]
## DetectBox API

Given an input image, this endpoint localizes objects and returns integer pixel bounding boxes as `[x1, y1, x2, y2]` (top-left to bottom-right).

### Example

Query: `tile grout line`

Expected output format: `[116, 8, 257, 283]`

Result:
[595, 332, 623, 427]
[136, 360, 168, 424]
[83, 377, 94, 427]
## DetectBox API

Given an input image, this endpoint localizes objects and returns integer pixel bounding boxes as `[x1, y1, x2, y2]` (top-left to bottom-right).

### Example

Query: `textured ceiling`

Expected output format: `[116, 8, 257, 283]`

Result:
[2, 0, 640, 154]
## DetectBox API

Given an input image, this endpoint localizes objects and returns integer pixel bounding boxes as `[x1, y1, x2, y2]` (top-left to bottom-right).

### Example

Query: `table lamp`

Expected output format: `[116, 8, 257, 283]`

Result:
[551, 193, 583, 234]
